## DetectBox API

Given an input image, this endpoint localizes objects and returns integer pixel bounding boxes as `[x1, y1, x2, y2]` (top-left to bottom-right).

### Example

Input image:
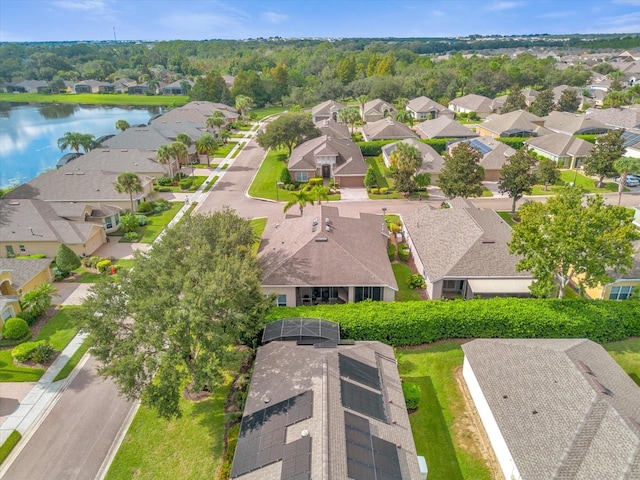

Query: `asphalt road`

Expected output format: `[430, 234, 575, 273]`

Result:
[3, 356, 134, 480]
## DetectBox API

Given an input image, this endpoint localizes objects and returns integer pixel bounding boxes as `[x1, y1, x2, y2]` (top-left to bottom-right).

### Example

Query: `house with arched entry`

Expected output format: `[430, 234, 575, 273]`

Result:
[0, 258, 54, 324]
[311, 100, 345, 123]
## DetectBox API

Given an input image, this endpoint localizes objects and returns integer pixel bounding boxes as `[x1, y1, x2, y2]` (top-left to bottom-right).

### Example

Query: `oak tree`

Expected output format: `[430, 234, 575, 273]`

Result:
[437, 142, 485, 198]
[498, 147, 537, 213]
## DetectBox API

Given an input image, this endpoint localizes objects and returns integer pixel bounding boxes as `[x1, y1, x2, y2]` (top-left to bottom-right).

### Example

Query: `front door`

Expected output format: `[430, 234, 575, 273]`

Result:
[322, 165, 330, 178]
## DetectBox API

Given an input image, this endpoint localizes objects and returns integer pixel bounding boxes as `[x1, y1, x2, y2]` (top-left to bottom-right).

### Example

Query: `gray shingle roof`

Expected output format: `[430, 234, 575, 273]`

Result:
[415, 116, 478, 139]
[362, 99, 396, 117]
[448, 94, 494, 113]
[543, 111, 611, 135]
[382, 138, 444, 176]
[311, 99, 345, 117]
[525, 132, 594, 158]
[152, 101, 238, 124]
[463, 339, 640, 480]
[315, 119, 350, 140]
[60, 148, 172, 176]
[259, 205, 397, 290]
[407, 96, 450, 114]
[362, 118, 417, 141]
[481, 110, 550, 137]
[585, 107, 640, 130]
[0, 258, 52, 288]
[288, 135, 368, 176]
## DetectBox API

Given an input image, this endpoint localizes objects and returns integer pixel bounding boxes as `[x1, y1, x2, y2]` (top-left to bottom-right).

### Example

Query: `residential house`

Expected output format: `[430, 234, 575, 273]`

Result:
[74, 80, 114, 94]
[160, 79, 194, 96]
[7, 80, 50, 93]
[128, 82, 151, 95]
[415, 116, 478, 139]
[62, 148, 179, 180]
[0, 258, 54, 323]
[448, 137, 516, 181]
[552, 85, 589, 110]
[0, 199, 109, 259]
[490, 95, 507, 114]
[382, 138, 445, 182]
[112, 78, 137, 94]
[311, 99, 345, 123]
[361, 99, 396, 123]
[402, 199, 533, 299]
[462, 338, 640, 480]
[287, 135, 368, 187]
[222, 74, 235, 89]
[406, 96, 454, 121]
[581, 244, 640, 301]
[230, 317, 423, 479]
[542, 111, 611, 135]
[525, 132, 594, 168]
[623, 129, 640, 158]
[152, 101, 238, 126]
[448, 93, 495, 118]
[316, 118, 350, 140]
[362, 118, 418, 141]
[259, 205, 398, 306]
[476, 110, 550, 138]
[585, 107, 640, 130]
[521, 88, 539, 106]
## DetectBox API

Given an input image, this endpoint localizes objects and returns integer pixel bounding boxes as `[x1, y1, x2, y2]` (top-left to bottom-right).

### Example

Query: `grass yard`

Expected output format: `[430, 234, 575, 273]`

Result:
[231, 142, 245, 158]
[604, 337, 640, 387]
[366, 156, 392, 189]
[213, 142, 238, 158]
[480, 187, 493, 197]
[251, 106, 288, 120]
[497, 211, 517, 226]
[202, 176, 219, 193]
[192, 163, 220, 169]
[136, 202, 182, 243]
[392, 263, 424, 302]
[53, 339, 91, 382]
[0, 92, 187, 106]
[250, 217, 268, 255]
[397, 342, 493, 480]
[531, 170, 620, 195]
[165, 175, 207, 192]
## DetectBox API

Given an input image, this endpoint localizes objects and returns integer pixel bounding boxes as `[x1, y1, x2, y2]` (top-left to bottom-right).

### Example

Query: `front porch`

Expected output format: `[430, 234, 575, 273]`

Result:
[297, 286, 348, 306]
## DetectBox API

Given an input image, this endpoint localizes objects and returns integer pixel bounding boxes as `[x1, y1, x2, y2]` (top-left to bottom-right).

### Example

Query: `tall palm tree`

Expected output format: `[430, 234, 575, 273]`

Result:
[176, 133, 193, 164]
[357, 95, 368, 120]
[157, 144, 174, 178]
[57, 131, 96, 153]
[394, 110, 413, 126]
[147, 78, 160, 95]
[170, 141, 189, 170]
[115, 171, 143, 213]
[283, 190, 315, 216]
[309, 185, 330, 205]
[235, 95, 254, 123]
[195, 133, 218, 167]
[338, 107, 361, 134]
[115, 119, 130, 132]
[205, 111, 226, 135]
[613, 156, 640, 205]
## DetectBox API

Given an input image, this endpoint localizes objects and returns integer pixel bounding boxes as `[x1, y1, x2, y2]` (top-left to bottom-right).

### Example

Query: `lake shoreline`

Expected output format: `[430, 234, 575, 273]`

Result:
[0, 92, 188, 107]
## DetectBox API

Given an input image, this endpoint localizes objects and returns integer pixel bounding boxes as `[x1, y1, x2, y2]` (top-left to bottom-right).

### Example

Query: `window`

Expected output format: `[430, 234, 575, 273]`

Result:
[114, 213, 120, 225]
[609, 285, 634, 300]
[295, 172, 309, 182]
[105, 216, 113, 229]
[354, 287, 382, 302]
[5, 246, 15, 258]
[276, 294, 287, 307]
[443, 280, 464, 291]
[19, 245, 26, 252]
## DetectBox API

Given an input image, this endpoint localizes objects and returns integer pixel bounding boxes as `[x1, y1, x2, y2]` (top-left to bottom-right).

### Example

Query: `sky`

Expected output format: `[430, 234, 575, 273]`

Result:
[1, 0, 639, 42]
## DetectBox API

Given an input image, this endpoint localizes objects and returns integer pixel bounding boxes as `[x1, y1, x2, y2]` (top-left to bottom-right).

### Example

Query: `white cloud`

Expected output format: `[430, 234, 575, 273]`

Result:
[262, 12, 288, 24]
[50, 0, 108, 12]
[484, 1, 518, 11]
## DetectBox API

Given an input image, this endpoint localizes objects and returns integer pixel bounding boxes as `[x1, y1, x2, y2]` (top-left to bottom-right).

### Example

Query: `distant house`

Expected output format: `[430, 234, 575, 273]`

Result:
[585, 107, 640, 130]
[152, 101, 238, 126]
[521, 88, 539, 106]
[113, 78, 137, 94]
[406, 96, 454, 121]
[415, 116, 478, 139]
[382, 138, 445, 181]
[288, 135, 368, 187]
[361, 117, 418, 141]
[7, 80, 50, 93]
[311, 99, 345, 123]
[230, 318, 422, 479]
[160, 79, 194, 96]
[542, 111, 611, 135]
[462, 338, 640, 480]
[0, 258, 54, 323]
[581, 244, 640, 301]
[403, 199, 533, 299]
[552, 85, 589, 110]
[128, 82, 150, 95]
[222, 74, 235, 89]
[361, 99, 396, 123]
[74, 80, 114, 94]
[259, 205, 398, 306]
[448, 93, 495, 118]
[623, 129, 640, 158]
[315, 118, 350, 140]
[64, 148, 179, 179]
[447, 137, 516, 181]
[525, 133, 594, 168]
[476, 110, 550, 138]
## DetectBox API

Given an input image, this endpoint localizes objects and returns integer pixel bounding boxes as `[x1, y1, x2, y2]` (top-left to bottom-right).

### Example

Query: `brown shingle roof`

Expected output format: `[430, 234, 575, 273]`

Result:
[448, 94, 494, 113]
[362, 118, 417, 141]
[288, 135, 368, 176]
[415, 116, 478, 139]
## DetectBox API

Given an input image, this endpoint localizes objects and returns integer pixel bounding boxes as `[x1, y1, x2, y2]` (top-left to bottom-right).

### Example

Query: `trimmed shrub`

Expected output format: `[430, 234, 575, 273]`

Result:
[387, 243, 396, 261]
[15, 253, 47, 259]
[279, 167, 292, 184]
[496, 137, 529, 150]
[407, 274, 426, 290]
[158, 187, 171, 192]
[379, 187, 389, 195]
[156, 177, 172, 186]
[151, 199, 170, 213]
[96, 259, 112, 274]
[135, 214, 150, 226]
[55, 243, 81, 273]
[309, 177, 323, 187]
[137, 201, 153, 214]
[371, 188, 380, 194]
[398, 243, 410, 261]
[31, 343, 56, 364]
[120, 213, 139, 233]
[574, 134, 600, 144]
[123, 232, 140, 242]
[2, 317, 29, 340]
[357, 140, 396, 156]
[17, 310, 38, 327]
[179, 178, 193, 190]
[402, 382, 421, 410]
[11, 340, 47, 362]
[421, 138, 454, 154]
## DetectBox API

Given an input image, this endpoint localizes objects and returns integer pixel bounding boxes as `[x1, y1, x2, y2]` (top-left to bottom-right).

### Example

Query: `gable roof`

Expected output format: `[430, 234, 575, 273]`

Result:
[449, 136, 516, 171]
[315, 118, 350, 140]
[481, 110, 550, 137]
[463, 338, 640, 480]
[407, 96, 450, 114]
[259, 205, 397, 290]
[0, 258, 52, 289]
[415, 116, 478, 139]
[60, 148, 172, 176]
[311, 99, 345, 117]
[382, 138, 445, 176]
[288, 135, 368, 175]
[585, 107, 640, 130]
[543, 111, 611, 135]
[525, 132, 594, 158]
[152, 101, 238, 124]
[362, 117, 417, 141]
[101, 122, 203, 151]
[403, 200, 530, 281]
[448, 94, 494, 113]
[362, 98, 396, 117]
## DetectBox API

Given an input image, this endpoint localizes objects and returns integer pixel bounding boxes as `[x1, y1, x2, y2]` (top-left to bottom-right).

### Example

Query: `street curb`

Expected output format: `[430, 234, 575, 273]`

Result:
[94, 400, 141, 480]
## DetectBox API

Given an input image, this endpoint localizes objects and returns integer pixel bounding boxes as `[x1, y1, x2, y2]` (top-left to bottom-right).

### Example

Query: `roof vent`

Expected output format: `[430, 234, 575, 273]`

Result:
[315, 237, 328, 242]
[65, 172, 74, 175]
[325, 225, 331, 232]
[325, 218, 331, 225]
[76, 172, 85, 175]
[482, 238, 495, 244]
[262, 395, 271, 404]
[8, 201, 20, 205]
[301, 429, 309, 437]
[312, 217, 318, 226]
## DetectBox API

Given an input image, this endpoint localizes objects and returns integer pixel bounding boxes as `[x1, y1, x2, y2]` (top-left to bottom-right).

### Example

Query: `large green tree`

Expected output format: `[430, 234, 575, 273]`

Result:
[557, 88, 580, 112]
[337, 107, 361, 134]
[195, 133, 218, 167]
[536, 157, 561, 191]
[389, 142, 422, 195]
[55, 243, 81, 274]
[509, 186, 639, 298]
[528, 88, 555, 117]
[498, 147, 537, 213]
[114, 171, 143, 213]
[500, 85, 527, 113]
[80, 209, 272, 418]
[583, 128, 626, 187]
[613, 156, 640, 205]
[234, 95, 254, 122]
[157, 144, 175, 179]
[115, 119, 130, 132]
[257, 112, 320, 157]
[189, 74, 231, 104]
[437, 142, 485, 198]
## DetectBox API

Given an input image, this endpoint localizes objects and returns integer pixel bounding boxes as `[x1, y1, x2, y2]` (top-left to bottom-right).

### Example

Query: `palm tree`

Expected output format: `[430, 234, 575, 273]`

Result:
[195, 133, 218, 167]
[20, 283, 58, 317]
[394, 97, 409, 110]
[613, 157, 640, 205]
[179, 80, 192, 95]
[170, 141, 189, 170]
[394, 110, 413, 126]
[115, 172, 143, 213]
[309, 185, 330, 205]
[147, 78, 160, 95]
[176, 133, 193, 164]
[157, 144, 175, 179]
[357, 95, 368, 120]
[283, 190, 315, 216]
[338, 107, 361, 134]
[205, 111, 226, 135]
[115, 119, 130, 132]
[235, 95, 254, 123]
[57, 131, 96, 153]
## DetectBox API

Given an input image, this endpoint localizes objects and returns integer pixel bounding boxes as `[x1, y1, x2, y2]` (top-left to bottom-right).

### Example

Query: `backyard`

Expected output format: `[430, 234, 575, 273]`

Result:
[531, 169, 620, 195]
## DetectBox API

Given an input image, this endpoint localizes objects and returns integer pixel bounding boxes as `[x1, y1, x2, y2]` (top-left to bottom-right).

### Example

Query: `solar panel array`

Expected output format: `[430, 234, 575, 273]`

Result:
[230, 391, 314, 478]
[339, 354, 382, 390]
[345, 411, 403, 480]
[281, 436, 312, 480]
[622, 130, 640, 148]
[262, 318, 340, 345]
[341, 379, 386, 422]
[468, 139, 492, 155]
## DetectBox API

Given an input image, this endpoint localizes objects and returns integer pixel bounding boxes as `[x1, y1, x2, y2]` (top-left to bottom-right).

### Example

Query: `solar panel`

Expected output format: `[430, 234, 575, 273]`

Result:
[339, 354, 381, 391]
[341, 379, 386, 422]
[372, 436, 403, 479]
[468, 139, 492, 155]
[622, 130, 640, 147]
[281, 436, 312, 480]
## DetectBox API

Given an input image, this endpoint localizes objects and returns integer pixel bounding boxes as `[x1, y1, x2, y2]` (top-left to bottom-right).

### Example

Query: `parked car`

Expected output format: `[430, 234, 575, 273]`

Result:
[615, 176, 640, 187]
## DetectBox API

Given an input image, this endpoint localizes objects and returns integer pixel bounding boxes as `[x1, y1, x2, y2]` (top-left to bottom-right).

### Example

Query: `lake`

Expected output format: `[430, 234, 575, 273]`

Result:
[0, 103, 165, 189]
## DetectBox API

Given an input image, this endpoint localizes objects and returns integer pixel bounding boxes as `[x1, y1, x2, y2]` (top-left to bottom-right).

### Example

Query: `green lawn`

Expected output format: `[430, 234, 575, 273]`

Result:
[192, 163, 220, 169]
[53, 339, 91, 382]
[250, 217, 268, 255]
[604, 337, 640, 387]
[231, 142, 245, 158]
[392, 263, 424, 301]
[137, 202, 182, 243]
[0, 92, 187, 106]
[251, 106, 288, 120]
[397, 343, 493, 480]
[480, 187, 493, 197]
[531, 170, 620, 195]
[0, 430, 21, 466]
[213, 142, 238, 158]
[497, 211, 517, 226]
[165, 175, 207, 192]
[202, 176, 219, 193]
[366, 156, 392, 189]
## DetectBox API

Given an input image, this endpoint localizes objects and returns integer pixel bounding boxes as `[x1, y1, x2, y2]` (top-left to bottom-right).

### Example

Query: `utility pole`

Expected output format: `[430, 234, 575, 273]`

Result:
[113, 27, 117, 42]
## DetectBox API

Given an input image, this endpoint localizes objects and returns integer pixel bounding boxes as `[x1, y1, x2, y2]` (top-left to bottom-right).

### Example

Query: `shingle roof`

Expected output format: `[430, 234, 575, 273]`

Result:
[60, 148, 172, 176]
[382, 138, 445, 176]
[448, 136, 516, 171]
[403, 200, 530, 280]
[362, 117, 417, 141]
[101, 123, 203, 151]
[152, 101, 238, 124]
[288, 135, 368, 176]
[448, 94, 494, 113]
[315, 119, 350, 140]
[481, 110, 549, 137]
[407, 96, 450, 114]
[0, 258, 52, 288]
[525, 132, 594, 158]
[463, 338, 640, 480]
[585, 107, 640, 129]
[362, 99, 396, 117]
[543, 111, 611, 135]
[259, 205, 397, 290]
[415, 116, 478, 139]
[311, 99, 345, 117]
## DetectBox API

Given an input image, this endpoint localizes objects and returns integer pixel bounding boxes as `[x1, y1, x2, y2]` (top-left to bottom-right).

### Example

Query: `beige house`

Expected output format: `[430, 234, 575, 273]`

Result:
[415, 116, 478, 139]
[402, 199, 532, 299]
[525, 133, 594, 168]
[447, 137, 516, 181]
[448, 93, 494, 118]
[0, 258, 54, 323]
[259, 206, 398, 306]
[62, 148, 179, 180]
[361, 99, 396, 123]
[381, 138, 445, 181]
[361, 117, 418, 141]
[477, 110, 550, 138]
[406, 96, 454, 121]
[581, 245, 639, 301]
[311, 99, 345, 123]
[150, 101, 238, 126]
[542, 111, 611, 136]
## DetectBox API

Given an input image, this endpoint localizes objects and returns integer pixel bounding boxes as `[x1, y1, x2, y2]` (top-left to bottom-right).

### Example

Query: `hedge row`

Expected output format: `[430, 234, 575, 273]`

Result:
[357, 137, 529, 157]
[265, 298, 640, 346]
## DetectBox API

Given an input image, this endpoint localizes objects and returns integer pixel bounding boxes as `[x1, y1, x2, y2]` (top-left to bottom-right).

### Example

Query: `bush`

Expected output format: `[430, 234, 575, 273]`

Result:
[371, 188, 379, 194]
[15, 253, 47, 259]
[123, 232, 140, 242]
[17, 310, 38, 327]
[279, 167, 292, 184]
[11, 341, 41, 362]
[158, 187, 171, 192]
[31, 342, 56, 364]
[151, 199, 170, 213]
[421, 138, 452, 154]
[53, 266, 70, 281]
[179, 178, 193, 190]
[55, 243, 81, 274]
[156, 177, 172, 186]
[357, 140, 396, 156]
[137, 201, 153, 214]
[387, 243, 396, 261]
[120, 213, 140, 233]
[402, 382, 421, 410]
[88, 256, 102, 268]
[364, 166, 378, 189]
[96, 259, 112, 274]
[407, 274, 426, 290]
[2, 317, 30, 340]
[135, 214, 150, 226]
[309, 177, 323, 187]
[398, 243, 410, 261]
[379, 187, 389, 195]
[497, 137, 529, 150]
